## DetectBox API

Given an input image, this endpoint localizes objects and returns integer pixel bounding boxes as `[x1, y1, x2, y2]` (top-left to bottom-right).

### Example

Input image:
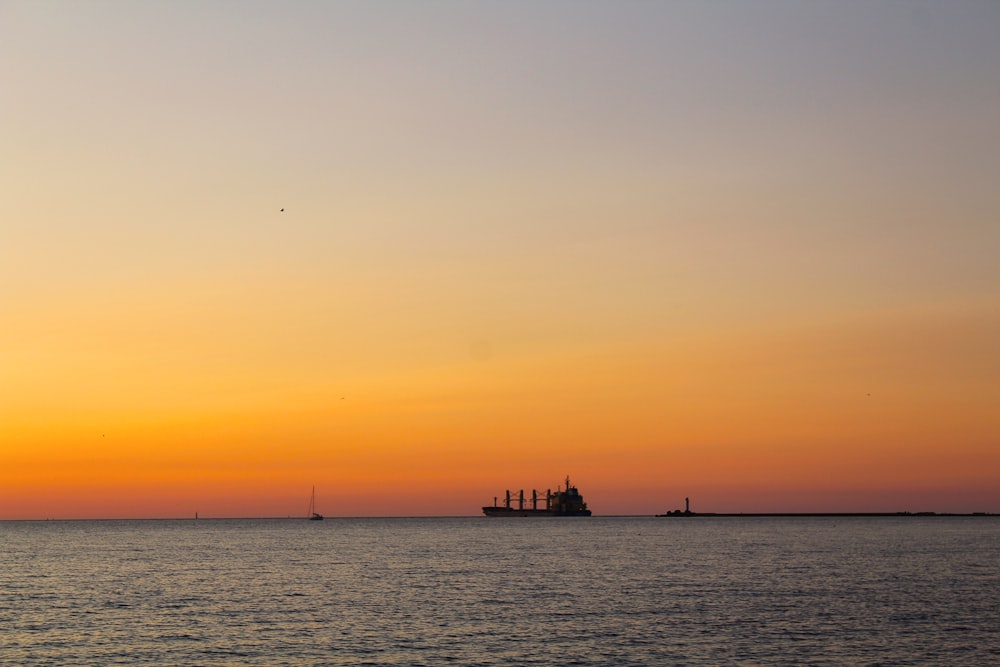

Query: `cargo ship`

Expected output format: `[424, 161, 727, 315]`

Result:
[482, 476, 592, 516]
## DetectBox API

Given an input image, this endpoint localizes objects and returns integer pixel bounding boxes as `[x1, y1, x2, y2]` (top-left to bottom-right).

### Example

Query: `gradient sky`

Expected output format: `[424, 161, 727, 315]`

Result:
[2, 1, 998, 518]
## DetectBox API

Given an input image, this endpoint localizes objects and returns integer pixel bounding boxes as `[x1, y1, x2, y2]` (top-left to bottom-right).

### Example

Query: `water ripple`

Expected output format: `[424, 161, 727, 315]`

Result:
[1, 517, 997, 665]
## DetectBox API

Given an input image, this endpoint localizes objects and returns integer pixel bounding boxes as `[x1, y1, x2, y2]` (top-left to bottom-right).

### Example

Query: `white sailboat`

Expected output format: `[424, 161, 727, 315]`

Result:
[308, 485, 324, 521]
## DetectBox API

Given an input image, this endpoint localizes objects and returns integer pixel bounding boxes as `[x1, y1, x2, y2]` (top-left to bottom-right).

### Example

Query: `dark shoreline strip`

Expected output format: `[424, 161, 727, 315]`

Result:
[655, 512, 994, 517]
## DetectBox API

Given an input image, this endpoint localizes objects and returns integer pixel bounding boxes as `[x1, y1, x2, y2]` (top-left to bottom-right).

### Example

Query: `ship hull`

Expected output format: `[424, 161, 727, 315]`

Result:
[482, 507, 592, 517]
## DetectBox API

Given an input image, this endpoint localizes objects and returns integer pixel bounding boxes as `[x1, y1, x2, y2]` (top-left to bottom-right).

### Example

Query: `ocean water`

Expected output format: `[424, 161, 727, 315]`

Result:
[2, 517, 997, 666]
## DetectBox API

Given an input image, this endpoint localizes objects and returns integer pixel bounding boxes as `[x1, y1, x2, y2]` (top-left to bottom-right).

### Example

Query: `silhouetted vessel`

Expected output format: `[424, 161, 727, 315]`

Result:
[483, 476, 592, 516]
[307, 486, 323, 521]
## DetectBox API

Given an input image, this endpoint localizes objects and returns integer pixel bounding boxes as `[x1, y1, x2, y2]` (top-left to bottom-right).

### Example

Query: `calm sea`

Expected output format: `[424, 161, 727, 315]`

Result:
[2, 516, 997, 666]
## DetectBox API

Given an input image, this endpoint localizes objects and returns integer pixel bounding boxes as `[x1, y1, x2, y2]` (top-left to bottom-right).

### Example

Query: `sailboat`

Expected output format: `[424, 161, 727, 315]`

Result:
[308, 485, 324, 521]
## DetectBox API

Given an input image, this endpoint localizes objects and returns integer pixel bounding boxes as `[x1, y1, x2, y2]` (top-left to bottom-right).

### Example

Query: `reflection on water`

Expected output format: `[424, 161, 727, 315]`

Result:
[2, 517, 998, 665]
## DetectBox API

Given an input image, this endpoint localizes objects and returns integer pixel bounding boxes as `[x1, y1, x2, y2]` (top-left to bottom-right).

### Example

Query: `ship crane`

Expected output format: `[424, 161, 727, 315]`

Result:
[495, 488, 555, 511]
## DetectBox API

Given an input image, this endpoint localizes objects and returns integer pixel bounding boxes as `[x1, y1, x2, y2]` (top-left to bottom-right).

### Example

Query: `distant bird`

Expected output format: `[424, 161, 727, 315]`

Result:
[280, 208, 284, 212]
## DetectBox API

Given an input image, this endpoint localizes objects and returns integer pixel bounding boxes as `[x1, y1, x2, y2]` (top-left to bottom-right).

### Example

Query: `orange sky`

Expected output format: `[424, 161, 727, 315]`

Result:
[3, 299, 996, 518]
[2, 2, 999, 518]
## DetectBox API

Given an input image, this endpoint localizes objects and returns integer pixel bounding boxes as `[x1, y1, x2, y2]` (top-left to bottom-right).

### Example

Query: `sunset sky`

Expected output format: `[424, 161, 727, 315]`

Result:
[2, 1, 998, 518]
